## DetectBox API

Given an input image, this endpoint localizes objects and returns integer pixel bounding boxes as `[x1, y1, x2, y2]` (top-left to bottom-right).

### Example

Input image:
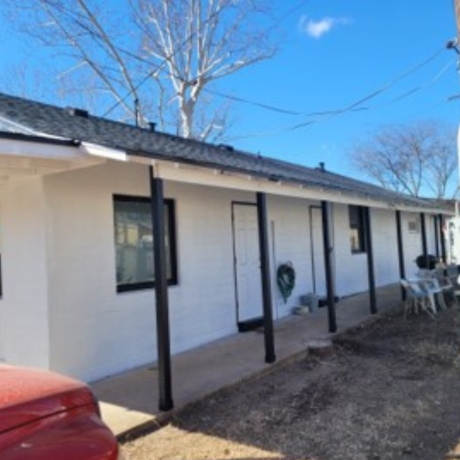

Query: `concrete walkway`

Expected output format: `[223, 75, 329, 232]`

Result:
[91, 284, 401, 438]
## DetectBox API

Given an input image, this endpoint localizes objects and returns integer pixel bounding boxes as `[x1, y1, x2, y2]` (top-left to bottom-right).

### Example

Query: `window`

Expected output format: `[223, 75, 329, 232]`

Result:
[408, 219, 420, 233]
[349, 205, 366, 253]
[113, 195, 177, 292]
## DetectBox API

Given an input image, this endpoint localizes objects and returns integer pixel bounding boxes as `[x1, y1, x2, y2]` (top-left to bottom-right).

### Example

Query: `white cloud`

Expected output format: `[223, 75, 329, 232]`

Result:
[299, 15, 351, 39]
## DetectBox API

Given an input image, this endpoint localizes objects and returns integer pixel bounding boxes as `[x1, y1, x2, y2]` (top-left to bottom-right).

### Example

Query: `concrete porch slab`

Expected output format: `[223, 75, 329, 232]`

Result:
[91, 284, 401, 438]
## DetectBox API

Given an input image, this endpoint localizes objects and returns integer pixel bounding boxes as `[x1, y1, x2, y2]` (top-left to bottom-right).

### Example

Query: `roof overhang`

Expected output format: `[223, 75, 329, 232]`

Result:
[126, 152, 450, 215]
[0, 134, 107, 183]
[0, 132, 451, 216]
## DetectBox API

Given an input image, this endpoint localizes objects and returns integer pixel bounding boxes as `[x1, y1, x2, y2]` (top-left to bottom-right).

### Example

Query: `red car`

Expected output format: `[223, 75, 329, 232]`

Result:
[0, 364, 121, 460]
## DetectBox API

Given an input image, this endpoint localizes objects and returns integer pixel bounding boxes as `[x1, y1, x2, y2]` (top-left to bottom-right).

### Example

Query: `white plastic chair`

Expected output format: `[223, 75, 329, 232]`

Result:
[420, 277, 446, 311]
[446, 265, 460, 300]
[400, 279, 436, 319]
[431, 269, 458, 308]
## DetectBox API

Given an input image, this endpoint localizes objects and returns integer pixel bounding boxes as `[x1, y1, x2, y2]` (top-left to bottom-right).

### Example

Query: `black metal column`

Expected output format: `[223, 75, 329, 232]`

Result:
[321, 201, 337, 333]
[395, 210, 406, 301]
[439, 214, 447, 263]
[434, 215, 440, 258]
[364, 207, 377, 314]
[420, 212, 428, 268]
[256, 192, 276, 364]
[149, 168, 174, 411]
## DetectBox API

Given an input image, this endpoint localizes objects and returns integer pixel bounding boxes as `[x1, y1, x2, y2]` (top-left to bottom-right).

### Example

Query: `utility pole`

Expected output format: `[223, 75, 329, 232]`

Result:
[446, 2, 460, 263]
[453, 1, 460, 221]
[455, 0, 460, 42]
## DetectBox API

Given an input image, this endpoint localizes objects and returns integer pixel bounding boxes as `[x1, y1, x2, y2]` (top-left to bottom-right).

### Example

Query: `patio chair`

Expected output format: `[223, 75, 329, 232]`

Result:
[432, 268, 459, 308]
[400, 279, 436, 320]
[417, 269, 448, 310]
[446, 265, 460, 297]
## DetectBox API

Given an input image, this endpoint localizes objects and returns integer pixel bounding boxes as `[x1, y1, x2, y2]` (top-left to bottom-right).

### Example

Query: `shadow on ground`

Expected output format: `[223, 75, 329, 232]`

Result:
[123, 308, 460, 460]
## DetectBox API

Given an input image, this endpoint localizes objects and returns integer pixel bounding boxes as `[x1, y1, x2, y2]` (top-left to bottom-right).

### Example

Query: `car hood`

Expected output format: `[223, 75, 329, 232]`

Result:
[0, 364, 95, 434]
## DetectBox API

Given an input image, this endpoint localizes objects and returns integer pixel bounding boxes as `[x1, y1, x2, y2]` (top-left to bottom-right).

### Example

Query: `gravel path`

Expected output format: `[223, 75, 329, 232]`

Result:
[123, 308, 460, 460]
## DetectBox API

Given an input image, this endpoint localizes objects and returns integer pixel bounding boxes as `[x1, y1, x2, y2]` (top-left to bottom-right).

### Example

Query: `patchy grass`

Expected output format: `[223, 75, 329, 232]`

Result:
[123, 308, 460, 460]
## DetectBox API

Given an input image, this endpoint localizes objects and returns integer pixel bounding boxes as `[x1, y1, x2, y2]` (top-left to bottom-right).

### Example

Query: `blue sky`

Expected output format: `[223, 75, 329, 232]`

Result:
[225, 1, 460, 177]
[0, 1, 459, 180]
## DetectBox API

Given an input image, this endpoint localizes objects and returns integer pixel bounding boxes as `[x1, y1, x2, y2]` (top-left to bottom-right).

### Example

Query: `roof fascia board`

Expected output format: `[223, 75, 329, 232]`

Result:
[0, 132, 128, 163]
[127, 151, 449, 215]
[147, 159, 400, 211]
[146, 159, 449, 215]
[79, 142, 128, 162]
[127, 151, 382, 205]
[0, 130, 78, 145]
[0, 136, 84, 160]
[0, 138, 105, 175]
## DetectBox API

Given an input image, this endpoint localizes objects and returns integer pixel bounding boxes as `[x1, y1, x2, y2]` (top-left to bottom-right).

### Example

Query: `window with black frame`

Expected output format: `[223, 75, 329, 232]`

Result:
[113, 195, 177, 292]
[349, 205, 366, 253]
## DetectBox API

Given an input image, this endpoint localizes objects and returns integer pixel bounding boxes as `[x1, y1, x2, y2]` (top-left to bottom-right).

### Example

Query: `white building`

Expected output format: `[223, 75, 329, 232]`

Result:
[0, 92, 450, 409]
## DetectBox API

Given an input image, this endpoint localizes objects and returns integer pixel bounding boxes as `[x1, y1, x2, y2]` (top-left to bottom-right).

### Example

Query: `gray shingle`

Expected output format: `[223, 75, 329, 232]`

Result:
[0, 92, 438, 209]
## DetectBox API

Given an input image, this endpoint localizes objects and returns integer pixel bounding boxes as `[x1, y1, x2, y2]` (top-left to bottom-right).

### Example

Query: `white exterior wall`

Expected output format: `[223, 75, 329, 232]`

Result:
[44, 163, 152, 381]
[426, 215, 437, 256]
[371, 209, 400, 287]
[44, 161, 261, 381]
[43, 160, 324, 381]
[403, 213, 438, 272]
[0, 156, 442, 382]
[266, 195, 318, 318]
[401, 212, 423, 277]
[332, 206, 402, 296]
[333, 204, 368, 296]
[165, 181, 247, 355]
[0, 177, 50, 368]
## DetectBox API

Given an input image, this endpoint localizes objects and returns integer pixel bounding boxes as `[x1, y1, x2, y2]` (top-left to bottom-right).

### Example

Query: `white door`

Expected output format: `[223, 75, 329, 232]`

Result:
[232, 204, 263, 322]
[310, 207, 326, 296]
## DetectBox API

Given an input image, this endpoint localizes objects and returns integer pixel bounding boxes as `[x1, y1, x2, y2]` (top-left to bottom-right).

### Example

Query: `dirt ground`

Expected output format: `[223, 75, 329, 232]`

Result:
[122, 306, 460, 460]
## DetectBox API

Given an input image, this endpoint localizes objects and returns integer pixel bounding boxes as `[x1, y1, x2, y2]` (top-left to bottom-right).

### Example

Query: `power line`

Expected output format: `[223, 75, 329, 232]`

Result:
[39, 1, 451, 138]
[202, 46, 447, 122]
[203, 88, 302, 115]
[227, 46, 449, 141]
[263, 0, 310, 34]
[102, 0, 311, 119]
[370, 58, 455, 108]
[43, 1, 155, 66]
[290, 46, 446, 131]
[37, 0, 311, 121]
[203, 87, 367, 117]
[101, 13, 222, 118]
[399, 80, 460, 119]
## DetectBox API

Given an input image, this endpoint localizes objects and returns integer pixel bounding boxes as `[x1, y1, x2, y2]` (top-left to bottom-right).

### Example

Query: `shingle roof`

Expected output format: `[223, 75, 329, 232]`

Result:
[0, 112, 38, 135]
[0, 92, 440, 210]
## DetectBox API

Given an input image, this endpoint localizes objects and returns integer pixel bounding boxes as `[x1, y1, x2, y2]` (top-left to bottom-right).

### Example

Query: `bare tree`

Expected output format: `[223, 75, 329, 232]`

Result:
[1, 0, 276, 140]
[0, 64, 55, 102]
[351, 120, 458, 199]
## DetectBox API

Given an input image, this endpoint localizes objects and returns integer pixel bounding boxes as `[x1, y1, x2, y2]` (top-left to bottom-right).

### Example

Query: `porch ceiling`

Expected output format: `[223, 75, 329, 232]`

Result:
[0, 156, 75, 175]
[0, 136, 105, 182]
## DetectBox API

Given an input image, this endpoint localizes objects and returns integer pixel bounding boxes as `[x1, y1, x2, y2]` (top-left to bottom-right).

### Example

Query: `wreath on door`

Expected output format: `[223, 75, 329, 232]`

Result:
[277, 262, 296, 303]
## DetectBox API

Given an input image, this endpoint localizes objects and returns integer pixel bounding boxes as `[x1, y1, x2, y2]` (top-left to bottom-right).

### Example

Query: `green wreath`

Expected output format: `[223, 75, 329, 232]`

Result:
[277, 262, 296, 303]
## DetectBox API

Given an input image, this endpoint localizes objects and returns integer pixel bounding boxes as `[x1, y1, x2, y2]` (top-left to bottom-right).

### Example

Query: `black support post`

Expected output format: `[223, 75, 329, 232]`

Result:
[321, 201, 337, 333]
[149, 168, 174, 411]
[420, 212, 428, 268]
[256, 192, 276, 364]
[439, 214, 447, 263]
[395, 210, 406, 301]
[364, 207, 377, 314]
[434, 215, 440, 258]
